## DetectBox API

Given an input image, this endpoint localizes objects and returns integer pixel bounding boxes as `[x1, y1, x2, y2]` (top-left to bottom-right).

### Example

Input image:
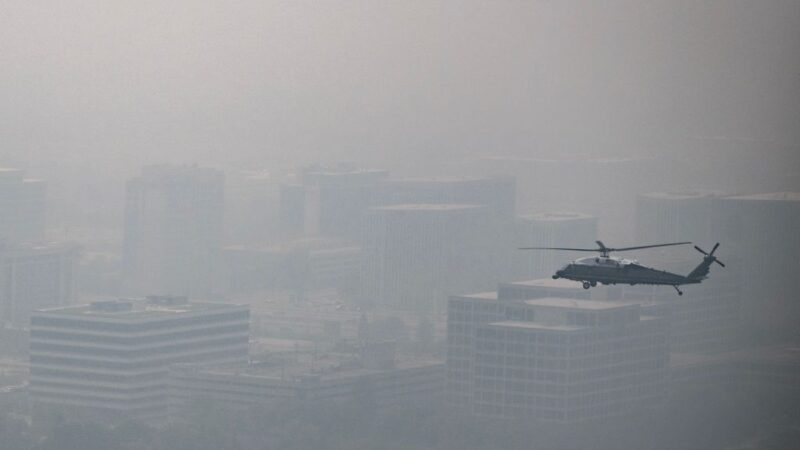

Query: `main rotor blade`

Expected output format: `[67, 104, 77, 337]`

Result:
[714, 260, 726, 268]
[711, 243, 720, 254]
[518, 247, 600, 252]
[595, 241, 607, 250]
[694, 245, 708, 255]
[611, 242, 692, 252]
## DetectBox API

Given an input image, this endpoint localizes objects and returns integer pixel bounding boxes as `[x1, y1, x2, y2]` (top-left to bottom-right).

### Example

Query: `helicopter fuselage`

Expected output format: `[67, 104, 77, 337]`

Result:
[553, 256, 698, 288]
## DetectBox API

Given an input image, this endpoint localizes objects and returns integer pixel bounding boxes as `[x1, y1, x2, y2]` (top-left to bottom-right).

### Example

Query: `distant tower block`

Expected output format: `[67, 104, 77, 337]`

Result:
[635, 191, 723, 245]
[513, 212, 597, 280]
[123, 165, 225, 297]
[0, 168, 46, 243]
[362, 204, 499, 313]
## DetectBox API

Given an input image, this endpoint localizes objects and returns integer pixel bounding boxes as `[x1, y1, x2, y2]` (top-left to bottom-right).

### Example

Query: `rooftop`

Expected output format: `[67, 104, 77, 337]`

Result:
[488, 320, 584, 332]
[640, 191, 724, 200]
[524, 297, 639, 311]
[503, 278, 585, 290]
[723, 192, 800, 202]
[671, 345, 800, 369]
[519, 211, 595, 222]
[35, 298, 246, 321]
[180, 354, 443, 382]
[375, 203, 483, 212]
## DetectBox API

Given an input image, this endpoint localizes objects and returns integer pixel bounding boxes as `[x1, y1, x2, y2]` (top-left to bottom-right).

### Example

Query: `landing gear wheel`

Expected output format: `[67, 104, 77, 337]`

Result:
[590, 281, 597, 287]
[582, 281, 591, 290]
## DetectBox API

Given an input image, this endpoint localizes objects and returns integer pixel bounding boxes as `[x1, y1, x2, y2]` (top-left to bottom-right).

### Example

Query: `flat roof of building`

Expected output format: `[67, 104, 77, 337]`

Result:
[640, 191, 724, 200]
[488, 320, 585, 332]
[182, 354, 443, 381]
[723, 192, 800, 202]
[519, 211, 595, 222]
[671, 345, 800, 369]
[375, 203, 483, 211]
[503, 278, 585, 290]
[451, 291, 499, 301]
[524, 297, 639, 311]
[36, 299, 246, 320]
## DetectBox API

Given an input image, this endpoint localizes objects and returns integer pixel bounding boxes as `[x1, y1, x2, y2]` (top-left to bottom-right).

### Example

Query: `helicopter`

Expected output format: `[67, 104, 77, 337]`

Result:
[519, 241, 724, 295]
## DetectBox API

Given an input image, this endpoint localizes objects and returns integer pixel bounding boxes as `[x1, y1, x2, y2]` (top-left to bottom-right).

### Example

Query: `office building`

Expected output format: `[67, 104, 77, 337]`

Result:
[447, 291, 669, 422]
[29, 296, 249, 422]
[169, 347, 443, 413]
[279, 164, 389, 240]
[0, 168, 46, 243]
[513, 212, 597, 280]
[220, 238, 361, 294]
[362, 204, 499, 312]
[635, 191, 723, 245]
[0, 242, 79, 327]
[378, 176, 516, 218]
[123, 165, 225, 296]
[713, 192, 800, 338]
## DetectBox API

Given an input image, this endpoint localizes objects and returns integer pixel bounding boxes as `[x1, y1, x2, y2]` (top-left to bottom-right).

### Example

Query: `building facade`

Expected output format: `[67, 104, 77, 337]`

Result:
[123, 165, 225, 296]
[0, 242, 78, 327]
[29, 296, 249, 422]
[362, 204, 500, 313]
[0, 168, 46, 243]
[447, 292, 669, 423]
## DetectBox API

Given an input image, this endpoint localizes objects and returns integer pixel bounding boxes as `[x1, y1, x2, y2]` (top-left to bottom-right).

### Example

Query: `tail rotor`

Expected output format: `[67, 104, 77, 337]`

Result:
[694, 243, 725, 268]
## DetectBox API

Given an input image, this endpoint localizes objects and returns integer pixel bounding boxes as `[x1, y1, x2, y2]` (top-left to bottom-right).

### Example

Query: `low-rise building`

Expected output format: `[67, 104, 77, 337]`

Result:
[29, 296, 249, 423]
[169, 348, 443, 413]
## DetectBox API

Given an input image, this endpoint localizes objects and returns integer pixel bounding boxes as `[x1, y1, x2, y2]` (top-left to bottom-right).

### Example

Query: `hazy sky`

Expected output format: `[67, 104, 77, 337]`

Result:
[1, 0, 798, 170]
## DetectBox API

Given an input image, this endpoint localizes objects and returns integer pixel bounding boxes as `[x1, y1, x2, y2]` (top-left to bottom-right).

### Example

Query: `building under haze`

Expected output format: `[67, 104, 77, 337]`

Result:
[377, 176, 516, 219]
[512, 212, 597, 280]
[635, 191, 723, 245]
[279, 164, 389, 241]
[169, 344, 443, 414]
[362, 204, 500, 313]
[0, 242, 78, 327]
[447, 292, 669, 422]
[713, 192, 800, 339]
[0, 168, 46, 243]
[220, 237, 361, 294]
[29, 296, 249, 423]
[122, 165, 225, 297]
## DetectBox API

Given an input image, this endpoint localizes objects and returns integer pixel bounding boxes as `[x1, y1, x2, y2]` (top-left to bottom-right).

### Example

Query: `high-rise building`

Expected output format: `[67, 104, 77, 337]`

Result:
[29, 296, 249, 422]
[0, 242, 79, 327]
[0, 168, 46, 243]
[123, 165, 224, 296]
[512, 212, 597, 280]
[713, 192, 800, 338]
[378, 176, 516, 219]
[447, 292, 669, 422]
[279, 164, 389, 241]
[472, 156, 664, 241]
[635, 191, 723, 245]
[362, 204, 499, 312]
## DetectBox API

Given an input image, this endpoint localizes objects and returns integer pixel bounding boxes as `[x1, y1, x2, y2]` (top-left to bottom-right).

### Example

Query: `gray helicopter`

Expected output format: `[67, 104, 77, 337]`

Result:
[519, 241, 725, 295]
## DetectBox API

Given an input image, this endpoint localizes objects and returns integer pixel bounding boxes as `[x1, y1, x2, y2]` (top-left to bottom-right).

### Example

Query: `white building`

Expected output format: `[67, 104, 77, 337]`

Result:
[447, 292, 669, 422]
[0, 168, 46, 243]
[123, 165, 225, 296]
[29, 296, 249, 422]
